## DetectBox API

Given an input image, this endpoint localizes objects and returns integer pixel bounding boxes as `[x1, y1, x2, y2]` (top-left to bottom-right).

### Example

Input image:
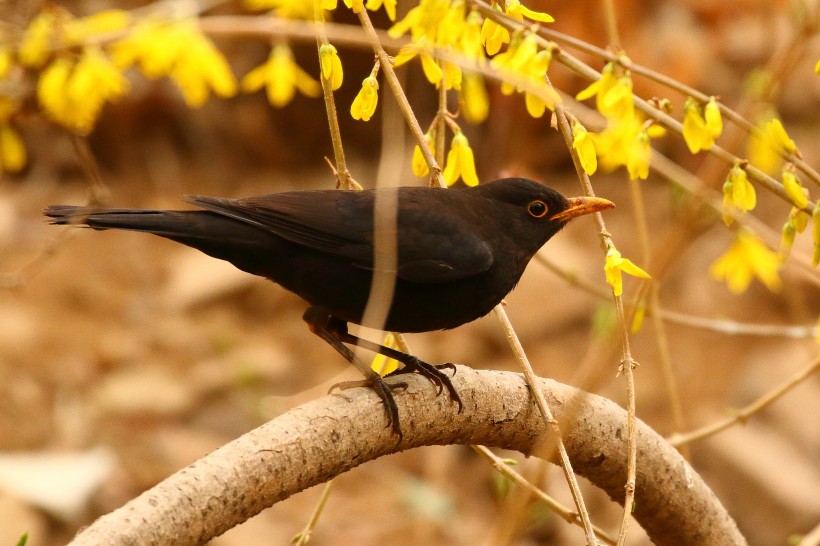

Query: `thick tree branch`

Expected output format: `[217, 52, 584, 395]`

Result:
[69, 367, 746, 546]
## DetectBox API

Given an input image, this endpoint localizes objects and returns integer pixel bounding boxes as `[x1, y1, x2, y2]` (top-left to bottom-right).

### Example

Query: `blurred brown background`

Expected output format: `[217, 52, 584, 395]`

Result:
[1, 0, 819, 544]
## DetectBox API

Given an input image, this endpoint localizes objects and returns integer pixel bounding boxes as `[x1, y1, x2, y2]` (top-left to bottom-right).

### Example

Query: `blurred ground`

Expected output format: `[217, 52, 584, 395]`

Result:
[1, 0, 819, 545]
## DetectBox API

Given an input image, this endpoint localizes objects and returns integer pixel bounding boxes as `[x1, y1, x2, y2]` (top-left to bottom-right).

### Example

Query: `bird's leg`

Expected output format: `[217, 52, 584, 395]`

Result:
[303, 308, 463, 414]
[303, 306, 405, 437]
[339, 337, 462, 413]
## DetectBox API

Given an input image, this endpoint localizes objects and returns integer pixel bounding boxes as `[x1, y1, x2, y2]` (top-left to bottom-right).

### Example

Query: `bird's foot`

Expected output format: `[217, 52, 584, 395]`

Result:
[387, 358, 463, 413]
[329, 376, 407, 438]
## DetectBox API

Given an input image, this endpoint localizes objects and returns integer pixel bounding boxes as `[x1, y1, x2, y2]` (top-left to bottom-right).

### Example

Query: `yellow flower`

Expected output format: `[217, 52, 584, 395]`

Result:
[366, 0, 397, 21]
[0, 124, 26, 173]
[114, 19, 236, 108]
[780, 218, 796, 257]
[319, 43, 343, 90]
[460, 10, 485, 60]
[592, 116, 661, 181]
[370, 333, 399, 375]
[505, 0, 555, 23]
[393, 41, 452, 88]
[480, 5, 509, 55]
[492, 34, 539, 87]
[18, 10, 57, 68]
[721, 164, 756, 226]
[781, 167, 808, 209]
[682, 97, 722, 153]
[37, 58, 72, 124]
[412, 131, 435, 177]
[709, 230, 782, 294]
[37, 48, 130, 134]
[350, 75, 379, 121]
[816, 59, 820, 75]
[420, 53, 443, 86]
[604, 247, 651, 297]
[63, 10, 130, 45]
[169, 36, 237, 107]
[492, 35, 556, 117]
[68, 46, 130, 128]
[577, 62, 634, 121]
[388, 0, 456, 44]
[461, 72, 489, 124]
[0, 97, 17, 121]
[242, 45, 321, 107]
[442, 61, 462, 91]
[766, 118, 797, 154]
[442, 132, 479, 187]
[572, 121, 597, 175]
[705, 97, 723, 137]
[0, 48, 12, 79]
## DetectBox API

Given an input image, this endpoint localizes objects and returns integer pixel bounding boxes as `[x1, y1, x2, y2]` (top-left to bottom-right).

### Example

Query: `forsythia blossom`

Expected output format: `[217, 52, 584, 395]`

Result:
[114, 19, 237, 108]
[781, 166, 808, 209]
[442, 132, 479, 187]
[319, 44, 343, 90]
[38, 47, 129, 134]
[721, 164, 756, 226]
[604, 247, 651, 297]
[571, 120, 597, 175]
[351, 75, 379, 121]
[709, 230, 782, 294]
[0, 98, 26, 174]
[460, 73, 489, 124]
[412, 131, 436, 177]
[682, 96, 722, 153]
[242, 45, 322, 107]
[18, 11, 57, 68]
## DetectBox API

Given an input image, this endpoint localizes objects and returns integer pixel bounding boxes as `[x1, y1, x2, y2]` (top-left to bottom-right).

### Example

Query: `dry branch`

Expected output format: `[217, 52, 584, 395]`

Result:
[69, 367, 746, 546]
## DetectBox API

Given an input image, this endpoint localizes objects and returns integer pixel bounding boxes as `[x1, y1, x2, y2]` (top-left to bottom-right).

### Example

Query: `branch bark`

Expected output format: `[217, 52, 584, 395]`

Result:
[69, 367, 746, 546]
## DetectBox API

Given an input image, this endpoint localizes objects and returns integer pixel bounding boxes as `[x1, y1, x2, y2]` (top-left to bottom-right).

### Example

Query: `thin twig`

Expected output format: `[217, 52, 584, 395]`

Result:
[472, 445, 617, 545]
[292, 479, 334, 545]
[667, 355, 820, 447]
[549, 78, 639, 546]
[492, 306, 599, 545]
[313, 11, 359, 190]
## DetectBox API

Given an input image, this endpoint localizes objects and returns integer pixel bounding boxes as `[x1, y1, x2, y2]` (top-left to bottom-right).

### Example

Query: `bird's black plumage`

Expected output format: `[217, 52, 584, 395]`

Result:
[45, 177, 614, 436]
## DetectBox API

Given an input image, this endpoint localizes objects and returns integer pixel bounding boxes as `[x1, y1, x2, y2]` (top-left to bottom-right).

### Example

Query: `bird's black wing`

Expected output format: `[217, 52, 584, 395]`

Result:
[185, 189, 493, 284]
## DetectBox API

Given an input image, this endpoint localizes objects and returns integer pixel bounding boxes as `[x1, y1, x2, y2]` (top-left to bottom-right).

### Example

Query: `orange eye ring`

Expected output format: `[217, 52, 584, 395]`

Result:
[528, 200, 548, 218]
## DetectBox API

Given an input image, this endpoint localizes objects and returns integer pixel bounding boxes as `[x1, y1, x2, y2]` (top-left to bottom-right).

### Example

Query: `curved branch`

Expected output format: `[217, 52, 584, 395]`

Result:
[69, 367, 746, 546]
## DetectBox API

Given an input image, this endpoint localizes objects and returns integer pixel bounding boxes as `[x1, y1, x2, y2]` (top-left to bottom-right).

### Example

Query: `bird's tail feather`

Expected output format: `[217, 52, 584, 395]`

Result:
[44, 205, 227, 239]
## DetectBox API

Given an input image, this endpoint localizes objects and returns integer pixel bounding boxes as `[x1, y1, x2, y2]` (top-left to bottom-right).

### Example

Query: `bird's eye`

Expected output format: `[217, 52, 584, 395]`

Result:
[527, 200, 548, 218]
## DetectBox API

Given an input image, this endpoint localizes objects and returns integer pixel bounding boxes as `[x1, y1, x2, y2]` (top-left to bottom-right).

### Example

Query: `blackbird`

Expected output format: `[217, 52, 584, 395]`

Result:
[45, 177, 613, 435]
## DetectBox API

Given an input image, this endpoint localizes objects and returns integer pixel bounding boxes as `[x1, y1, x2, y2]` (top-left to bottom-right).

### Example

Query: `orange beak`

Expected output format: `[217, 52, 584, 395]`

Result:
[549, 195, 615, 222]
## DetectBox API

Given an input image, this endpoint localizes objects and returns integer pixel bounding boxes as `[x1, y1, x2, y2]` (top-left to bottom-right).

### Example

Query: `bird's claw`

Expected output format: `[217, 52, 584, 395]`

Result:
[329, 376, 406, 438]
[387, 358, 463, 413]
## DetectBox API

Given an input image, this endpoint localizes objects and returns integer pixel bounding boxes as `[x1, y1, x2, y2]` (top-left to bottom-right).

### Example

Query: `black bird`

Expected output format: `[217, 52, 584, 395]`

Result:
[45, 177, 613, 436]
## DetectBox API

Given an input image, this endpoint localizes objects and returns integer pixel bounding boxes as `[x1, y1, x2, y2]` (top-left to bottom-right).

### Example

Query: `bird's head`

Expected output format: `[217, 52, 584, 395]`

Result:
[471, 177, 614, 255]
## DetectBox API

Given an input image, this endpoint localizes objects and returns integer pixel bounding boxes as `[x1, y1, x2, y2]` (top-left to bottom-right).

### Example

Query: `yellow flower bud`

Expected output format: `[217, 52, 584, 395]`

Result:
[319, 44, 343, 90]
[781, 219, 796, 257]
[766, 118, 797, 154]
[350, 75, 379, 121]
[0, 124, 26, 173]
[782, 168, 808, 209]
[572, 121, 597, 175]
